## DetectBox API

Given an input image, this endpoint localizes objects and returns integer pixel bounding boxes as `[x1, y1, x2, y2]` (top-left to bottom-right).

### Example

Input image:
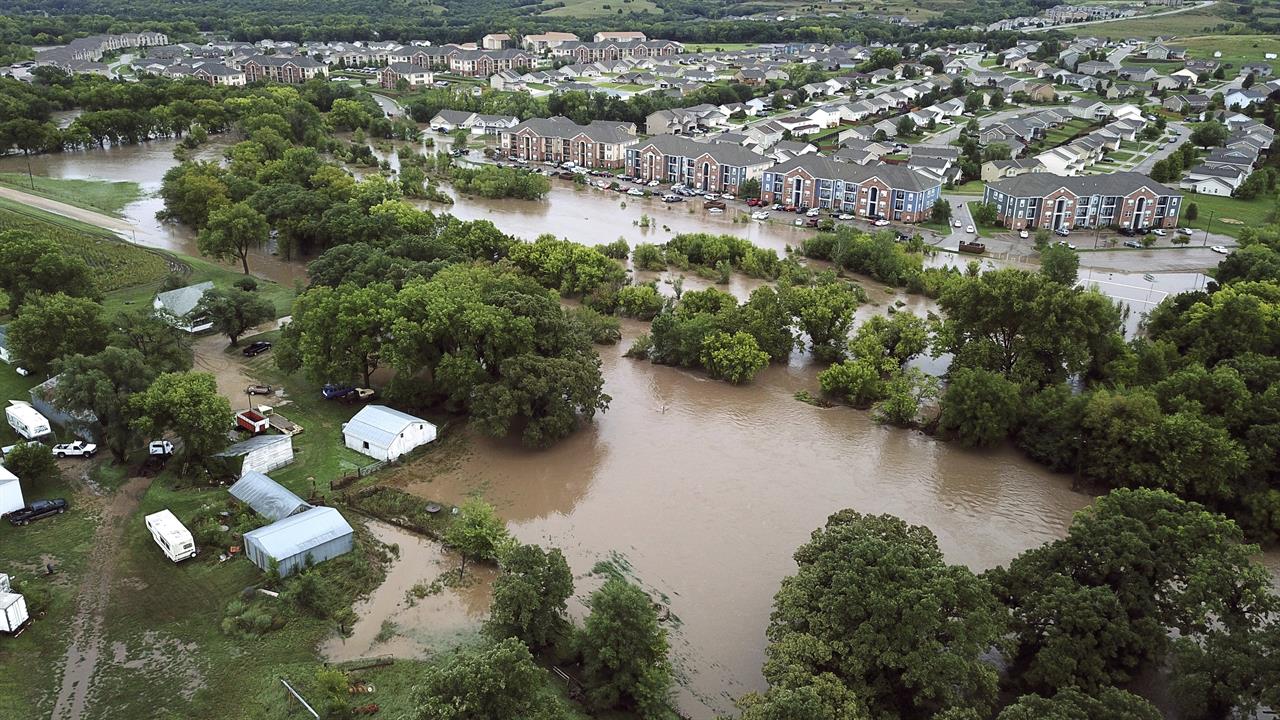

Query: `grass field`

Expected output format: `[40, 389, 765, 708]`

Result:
[1182, 190, 1280, 239]
[683, 42, 759, 53]
[1061, 7, 1242, 38]
[0, 198, 172, 294]
[1177, 34, 1280, 72]
[541, 0, 661, 17]
[0, 173, 141, 217]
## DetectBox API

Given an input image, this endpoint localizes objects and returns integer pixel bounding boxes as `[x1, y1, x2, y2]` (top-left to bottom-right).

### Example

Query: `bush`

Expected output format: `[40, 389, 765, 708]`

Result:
[569, 306, 622, 345]
[233, 276, 259, 292]
[624, 333, 653, 359]
[615, 284, 664, 320]
[600, 238, 629, 260]
[632, 243, 666, 271]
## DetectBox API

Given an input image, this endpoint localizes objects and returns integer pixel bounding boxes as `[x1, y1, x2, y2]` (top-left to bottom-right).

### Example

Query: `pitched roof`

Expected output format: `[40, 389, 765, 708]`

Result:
[986, 171, 1179, 198]
[344, 405, 432, 448]
[509, 116, 634, 144]
[229, 471, 311, 522]
[243, 506, 353, 559]
[632, 135, 771, 167]
[155, 281, 213, 317]
[768, 154, 939, 193]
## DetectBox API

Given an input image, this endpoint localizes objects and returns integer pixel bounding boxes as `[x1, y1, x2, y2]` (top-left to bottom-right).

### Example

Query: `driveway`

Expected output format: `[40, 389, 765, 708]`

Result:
[1131, 122, 1190, 174]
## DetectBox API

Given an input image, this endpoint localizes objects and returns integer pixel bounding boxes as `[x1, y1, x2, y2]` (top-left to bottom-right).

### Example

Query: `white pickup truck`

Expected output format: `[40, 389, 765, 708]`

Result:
[52, 441, 97, 458]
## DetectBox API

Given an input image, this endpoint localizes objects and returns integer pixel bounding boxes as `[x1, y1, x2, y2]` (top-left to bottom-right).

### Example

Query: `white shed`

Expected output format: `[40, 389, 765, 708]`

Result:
[342, 405, 436, 462]
[0, 465, 23, 517]
[215, 434, 295, 476]
[0, 574, 29, 635]
[153, 281, 214, 333]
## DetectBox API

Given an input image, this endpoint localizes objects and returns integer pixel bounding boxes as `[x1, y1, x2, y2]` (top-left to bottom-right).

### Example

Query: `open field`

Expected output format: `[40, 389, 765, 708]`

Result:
[1177, 34, 1280, 72]
[1061, 7, 1242, 37]
[683, 42, 759, 53]
[541, 0, 661, 17]
[0, 173, 140, 217]
[1181, 190, 1279, 238]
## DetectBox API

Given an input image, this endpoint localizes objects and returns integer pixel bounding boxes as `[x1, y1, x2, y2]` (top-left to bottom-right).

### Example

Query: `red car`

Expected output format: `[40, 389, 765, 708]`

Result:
[782, 204, 797, 213]
[745, 198, 761, 207]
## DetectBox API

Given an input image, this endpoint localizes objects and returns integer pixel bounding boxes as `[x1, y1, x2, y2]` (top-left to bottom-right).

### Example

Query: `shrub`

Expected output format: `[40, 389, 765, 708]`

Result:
[615, 284, 664, 320]
[600, 238, 629, 260]
[632, 243, 666, 271]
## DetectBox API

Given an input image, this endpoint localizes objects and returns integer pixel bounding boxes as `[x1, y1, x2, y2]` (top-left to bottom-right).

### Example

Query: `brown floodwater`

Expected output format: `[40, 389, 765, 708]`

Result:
[7, 140, 1278, 718]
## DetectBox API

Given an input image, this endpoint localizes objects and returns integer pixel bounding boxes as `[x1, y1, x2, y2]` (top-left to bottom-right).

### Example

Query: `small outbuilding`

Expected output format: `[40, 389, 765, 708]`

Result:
[0, 573, 30, 635]
[217, 435, 295, 476]
[0, 465, 24, 517]
[242, 506, 354, 577]
[154, 281, 214, 333]
[343, 405, 437, 462]
[229, 472, 310, 522]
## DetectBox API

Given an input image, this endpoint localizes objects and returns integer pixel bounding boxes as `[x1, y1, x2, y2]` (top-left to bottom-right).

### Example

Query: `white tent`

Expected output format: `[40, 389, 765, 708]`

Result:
[342, 405, 436, 462]
[0, 466, 23, 517]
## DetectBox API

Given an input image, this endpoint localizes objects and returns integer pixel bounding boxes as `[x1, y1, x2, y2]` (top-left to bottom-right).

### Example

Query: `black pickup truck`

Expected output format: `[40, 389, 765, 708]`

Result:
[7, 499, 68, 526]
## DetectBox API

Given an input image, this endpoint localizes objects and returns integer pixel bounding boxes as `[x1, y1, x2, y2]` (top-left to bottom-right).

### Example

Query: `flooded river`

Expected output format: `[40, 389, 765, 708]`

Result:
[4, 139, 1276, 718]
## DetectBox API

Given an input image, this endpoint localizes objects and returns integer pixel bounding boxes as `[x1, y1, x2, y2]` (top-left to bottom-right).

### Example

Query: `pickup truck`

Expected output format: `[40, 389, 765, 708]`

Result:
[52, 441, 97, 458]
[8, 498, 69, 526]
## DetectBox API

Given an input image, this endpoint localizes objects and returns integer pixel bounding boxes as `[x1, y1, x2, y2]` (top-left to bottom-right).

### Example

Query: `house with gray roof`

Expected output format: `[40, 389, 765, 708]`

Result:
[154, 281, 214, 333]
[343, 405, 437, 462]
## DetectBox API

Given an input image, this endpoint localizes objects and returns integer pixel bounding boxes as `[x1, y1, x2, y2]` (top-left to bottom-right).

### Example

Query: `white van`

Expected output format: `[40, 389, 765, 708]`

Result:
[144, 510, 197, 563]
[5, 402, 51, 440]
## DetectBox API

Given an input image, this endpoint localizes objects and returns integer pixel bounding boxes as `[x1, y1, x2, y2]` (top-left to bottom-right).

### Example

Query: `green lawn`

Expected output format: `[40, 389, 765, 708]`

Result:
[950, 180, 985, 195]
[965, 201, 1006, 238]
[100, 254, 297, 320]
[0, 173, 141, 217]
[1181, 191, 1280, 239]
[1061, 7, 1243, 38]
[1178, 34, 1280, 72]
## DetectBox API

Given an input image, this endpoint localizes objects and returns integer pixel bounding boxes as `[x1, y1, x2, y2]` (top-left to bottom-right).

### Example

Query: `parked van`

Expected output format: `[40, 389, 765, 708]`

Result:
[144, 509, 197, 563]
[5, 402, 51, 441]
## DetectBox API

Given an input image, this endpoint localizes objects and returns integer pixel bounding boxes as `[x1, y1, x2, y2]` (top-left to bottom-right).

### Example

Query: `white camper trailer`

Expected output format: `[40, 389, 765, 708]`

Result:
[6, 401, 51, 440]
[0, 573, 30, 635]
[144, 509, 197, 562]
[0, 465, 23, 517]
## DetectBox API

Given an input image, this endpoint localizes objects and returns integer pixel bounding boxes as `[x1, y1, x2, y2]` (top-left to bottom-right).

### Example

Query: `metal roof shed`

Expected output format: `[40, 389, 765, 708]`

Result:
[216, 435, 295, 476]
[242, 506, 353, 577]
[229, 472, 310, 522]
[343, 405, 437, 462]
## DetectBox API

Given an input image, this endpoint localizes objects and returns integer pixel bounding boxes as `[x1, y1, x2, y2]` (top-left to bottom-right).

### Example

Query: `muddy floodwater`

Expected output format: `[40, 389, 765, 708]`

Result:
[6, 139, 1278, 718]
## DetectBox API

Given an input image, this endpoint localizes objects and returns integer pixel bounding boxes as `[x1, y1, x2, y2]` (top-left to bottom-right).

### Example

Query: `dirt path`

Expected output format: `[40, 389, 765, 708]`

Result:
[50, 475, 150, 720]
[0, 185, 134, 234]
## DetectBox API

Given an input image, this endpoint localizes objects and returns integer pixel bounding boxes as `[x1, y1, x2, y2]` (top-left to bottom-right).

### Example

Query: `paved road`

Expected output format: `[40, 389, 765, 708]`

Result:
[369, 92, 405, 118]
[0, 185, 134, 235]
[1026, 0, 1215, 32]
[1132, 121, 1190, 174]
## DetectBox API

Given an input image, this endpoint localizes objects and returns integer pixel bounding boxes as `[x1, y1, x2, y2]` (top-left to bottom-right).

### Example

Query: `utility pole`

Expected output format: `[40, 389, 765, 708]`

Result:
[1202, 209, 1215, 246]
[25, 153, 34, 191]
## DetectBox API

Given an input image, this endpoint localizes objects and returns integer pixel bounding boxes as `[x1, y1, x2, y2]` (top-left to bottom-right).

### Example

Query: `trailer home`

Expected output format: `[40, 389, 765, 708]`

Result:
[144, 509, 197, 562]
[6, 402, 51, 440]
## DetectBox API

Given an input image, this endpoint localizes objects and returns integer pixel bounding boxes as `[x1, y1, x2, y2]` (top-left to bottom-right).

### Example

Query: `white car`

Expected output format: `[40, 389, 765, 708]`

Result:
[965, 224, 975, 233]
[952, 219, 961, 228]
[1179, 227, 1193, 236]
[53, 441, 97, 458]
[837, 213, 854, 220]
[1057, 240, 1077, 250]
[595, 179, 610, 189]
[874, 219, 891, 227]
[751, 210, 770, 220]
[646, 179, 660, 187]
[627, 187, 644, 196]
[806, 208, 821, 217]
[1019, 230, 1029, 239]
[708, 207, 724, 214]
[1211, 245, 1230, 255]
[721, 193, 735, 200]
[1151, 229, 1167, 236]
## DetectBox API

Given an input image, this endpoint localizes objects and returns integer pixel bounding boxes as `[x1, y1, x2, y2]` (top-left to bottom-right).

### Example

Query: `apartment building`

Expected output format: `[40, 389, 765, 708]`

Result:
[523, 32, 580, 52]
[550, 39, 682, 64]
[240, 55, 327, 83]
[500, 116, 639, 169]
[380, 63, 434, 89]
[759, 155, 942, 222]
[982, 172, 1182, 231]
[626, 136, 772, 194]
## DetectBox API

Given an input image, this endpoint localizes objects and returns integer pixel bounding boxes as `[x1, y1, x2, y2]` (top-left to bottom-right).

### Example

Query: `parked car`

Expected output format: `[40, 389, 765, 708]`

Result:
[1179, 227, 1193, 236]
[646, 179, 660, 187]
[8, 499, 68, 526]
[322, 384, 356, 400]
[1057, 240, 1077, 250]
[708, 207, 724, 214]
[627, 187, 644, 196]
[1151, 229, 1167, 236]
[1054, 228, 1070, 237]
[1119, 227, 1136, 237]
[751, 210, 770, 220]
[661, 194, 681, 203]
[1019, 230, 1029, 239]
[805, 208, 821, 217]
[965, 224, 975, 233]
[875, 219, 891, 227]
[837, 213, 854, 220]
[720, 193, 735, 200]
[1123, 239, 1143, 248]
[745, 198, 760, 207]
[1211, 245, 1230, 255]
[52, 441, 96, 458]
[242, 341, 272, 357]
[246, 384, 273, 396]
[952, 219, 961, 228]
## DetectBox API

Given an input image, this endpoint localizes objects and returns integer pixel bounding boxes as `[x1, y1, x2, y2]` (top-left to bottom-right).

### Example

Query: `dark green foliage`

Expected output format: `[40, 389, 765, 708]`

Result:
[579, 577, 674, 718]
[939, 368, 1022, 448]
[487, 543, 573, 650]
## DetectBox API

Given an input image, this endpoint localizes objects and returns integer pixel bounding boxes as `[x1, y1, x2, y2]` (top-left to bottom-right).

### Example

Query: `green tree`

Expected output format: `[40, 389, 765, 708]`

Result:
[54, 348, 157, 462]
[939, 367, 1022, 447]
[895, 116, 917, 138]
[1040, 243, 1079, 285]
[8, 293, 108, 373]
[970, 201, 998, 225]
[766, 510, 1003, 718]
[110, 309, 193, 373]
[1186, 201, 1199, 221]
[997, 687, 1160, 720]
[784, 280, 861, 362]
[129, 372, 232, 464]
[277, 282, 391, 386]
[405, 638, 558, 720]
[1190, 121, 1229, 148]
[443, 498, 511, 575]
[487, 543, 573, 650]
[579, 576, 674, 718]
[0, 231, 96, 313]
[4, 441, 59, 496]
[877, 367, 940, 427]
[197, 202, 269, 274]
[819, 358, 885, 407]
[931, 198, 952, 224]
[700, 331, 769, 384]
[739, 177, 761, 199]
[195, 287, 275, 347]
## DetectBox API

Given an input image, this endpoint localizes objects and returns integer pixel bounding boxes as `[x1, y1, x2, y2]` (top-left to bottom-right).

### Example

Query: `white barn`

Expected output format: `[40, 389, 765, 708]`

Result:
[343, 405, 436, 461]
[215, 435, 295, 476]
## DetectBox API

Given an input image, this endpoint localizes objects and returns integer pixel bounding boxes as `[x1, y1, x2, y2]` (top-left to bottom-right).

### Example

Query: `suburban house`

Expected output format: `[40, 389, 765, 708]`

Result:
[481, 33, 512, 50]
[154, 282, 214, 333]
[1180, 164, 1248, 196]
[240, 55, 327, 83]
[429, 109, 475, 133]
[343, 405, 438, 462]
[981, 158, 1045, 182]
[379, 62, 433, 89]
[500, 116, 639, 169]
[1225, 88, 1268, 109]
[466, 114, 519, 136]
[1067, 98, 1110, 120]
[982, 172, 1182, 231]
[1163, 94, 1209, 114]
[625, 136, 772, 194]
[759, 155, 942, 223]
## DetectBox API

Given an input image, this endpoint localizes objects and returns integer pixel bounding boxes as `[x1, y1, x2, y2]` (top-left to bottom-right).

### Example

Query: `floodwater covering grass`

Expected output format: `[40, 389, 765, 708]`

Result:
[0, 172, 141, 217]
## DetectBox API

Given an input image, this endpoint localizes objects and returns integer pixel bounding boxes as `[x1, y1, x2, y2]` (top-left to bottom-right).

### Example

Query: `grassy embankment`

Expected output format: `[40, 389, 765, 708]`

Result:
[540, 0, 661, 18]
[1181, 190, 1280, 239]
[0, 173, 141, 217]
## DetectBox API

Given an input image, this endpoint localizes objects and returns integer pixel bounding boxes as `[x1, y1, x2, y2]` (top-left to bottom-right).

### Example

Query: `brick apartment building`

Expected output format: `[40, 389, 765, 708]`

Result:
[500, 116, 639, 169]
[626, 136, 772, 194]
[240, 55, 327, 83]
[982, 172, 1182, 231]
[760, 155, 942, 222]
